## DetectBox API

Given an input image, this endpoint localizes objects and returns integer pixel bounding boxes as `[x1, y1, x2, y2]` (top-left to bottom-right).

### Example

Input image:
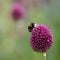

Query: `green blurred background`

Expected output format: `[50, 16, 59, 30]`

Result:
[0, 0, 60, 60]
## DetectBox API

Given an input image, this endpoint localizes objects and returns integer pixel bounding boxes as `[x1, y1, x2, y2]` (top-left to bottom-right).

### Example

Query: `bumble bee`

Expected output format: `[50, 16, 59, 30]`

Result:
[28, 22, 35, 32]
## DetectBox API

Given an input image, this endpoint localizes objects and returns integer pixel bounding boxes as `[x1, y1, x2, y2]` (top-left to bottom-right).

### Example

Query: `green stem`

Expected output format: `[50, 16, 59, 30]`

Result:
[43, 53, 46, 60]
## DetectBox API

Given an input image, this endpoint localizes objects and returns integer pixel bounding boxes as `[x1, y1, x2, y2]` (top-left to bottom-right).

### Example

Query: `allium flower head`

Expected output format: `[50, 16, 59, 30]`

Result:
[11, 3, 25, 21]
[30, 24, 53, 53]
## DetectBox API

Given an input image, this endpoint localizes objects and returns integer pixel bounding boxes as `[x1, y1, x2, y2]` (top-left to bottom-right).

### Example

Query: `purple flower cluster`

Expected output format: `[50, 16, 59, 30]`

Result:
[11, 3, 25, 21]
[30, 24, 53, 53]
